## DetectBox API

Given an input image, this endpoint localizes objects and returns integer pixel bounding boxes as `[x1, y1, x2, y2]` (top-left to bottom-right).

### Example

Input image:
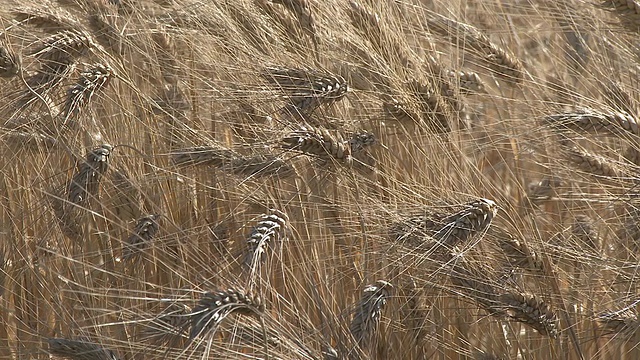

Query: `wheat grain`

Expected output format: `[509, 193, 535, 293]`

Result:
[30, 29, 95, 64]
[190, 288, 265, 340]
[67, 144, 113, 207]
[0, 42, 20, 78]
[496, 292, 560, 338]
[121, 214, 161, 261]
[47, 338, 121, 360]
[426, 13, 524, 82]
[349, 280, 393, 352]
[544, 109, 640, 138]
[447, 70, 486, 94]
[597, 310, 640, 339]
[63, 63, 113, 122]
[243, 209, 288, 272]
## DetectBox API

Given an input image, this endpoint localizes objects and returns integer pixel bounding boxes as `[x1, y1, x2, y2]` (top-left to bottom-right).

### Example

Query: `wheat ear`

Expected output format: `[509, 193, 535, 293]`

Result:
[0, 41, 20, 78]
[189, 288, 265, 340]
[47, 338, 121, 360]
[496, 292, 560, 338]
[599, 0, 640, 33]
[243, 210, 289, 273]
[121, 214, 161, 261]
[30, 29, 95, 64]
[67, 144, 113, 207]
[63, 63, 113, 123]
[597, 310, 640, 340]
[544, 109, 640, 138]
[349, 280, 393, 352]
[433, 198, 498, 248]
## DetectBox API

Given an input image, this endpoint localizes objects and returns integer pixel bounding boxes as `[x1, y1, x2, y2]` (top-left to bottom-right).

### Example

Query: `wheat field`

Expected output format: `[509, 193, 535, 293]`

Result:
[0, 0, 639, 359]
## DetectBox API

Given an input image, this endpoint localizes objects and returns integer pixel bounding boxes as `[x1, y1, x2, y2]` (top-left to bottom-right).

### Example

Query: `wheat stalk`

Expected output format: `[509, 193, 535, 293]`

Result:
[121, 214, 161, 261]
[426, 13, 524, 82]
[243, 210, 288, 273]
[171, 146, 237, 167]
[67, 144, 113, 208]
[30, 29, 95, 64]
[0, 42, 20, 78]
[228, 154, 296, 178]
[544, 109, 640, 138]
[47, 338, 121, 360]
[63, 63, 113, 123]
[349, 280, 393, 352]
[264, 66, 348, 119]
[189, 288, 265, 340]
[597, 310, 640, 339]
[497, 292, 560, 338]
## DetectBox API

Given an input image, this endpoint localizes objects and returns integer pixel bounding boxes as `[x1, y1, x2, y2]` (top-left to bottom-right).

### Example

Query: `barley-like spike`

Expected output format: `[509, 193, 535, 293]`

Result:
[171, 146, 237, 167]
[433, 198, 498, 248]
[0, 42, 20, 78]
[63, 63, 113, 122]
[561, 145, 622, 178]
[571, 215, 599, 251]
[526, 177, 564, 205]
[264, 66, 348, 117]
[600, 0, 640, 33]
[447, 70, 486, 94]
[389, 211, 446, 246]
[30, 29, 95, 64]
[449, 261, 501, 312]
[603, 80, 638, 115]
[47, 338, 121, 360]
[141, 302, 191, 346]
[348, 131, 376, 154]
[544, 109, 640, 138]
[243, 210, 288, 271]
[408, 80, 453, 133]
[497, 233, 544, 273]
[349, 280, 393, 351]
[271, 0, 315, 37]
[496, 292, 560, 338]
[382, 97, 421, 124]
[347, 0, 382, 41]
[88, 13, 125, 56]
[12, 6, 78, 30]
[624, 146, 640, 166]
[426, 13, 524, 82]
[282, 125, 351, 163]
[229, 154, 295, 178]
[190, 288, 265, 340]
[597, 310, 640, 339]
[67, 144, 112, 207]
[122, 214, 161, 260]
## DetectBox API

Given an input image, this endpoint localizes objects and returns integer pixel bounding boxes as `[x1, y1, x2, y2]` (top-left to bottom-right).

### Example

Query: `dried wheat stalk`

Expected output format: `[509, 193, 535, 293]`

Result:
[264, 66, 348, 119]
[496, 292, 559, 338]
[0, 42, 20, 78]
[600, 0, 640, 32]
[597, 310, 640, 339]
[560, 145, 622, 178]
[603, 80, 637, 115]
[171, 146, 237, 167]
[447, 70, 486, 94]
[63, 63, 113, 122]
[189, 288, 265, 340]
[228, 154, 296, 178]
[497, 233, 544, 273]
[349, 280, 393, 352]
[407, 80, 453, 133]
[243, 210, 288, 272]
[426, 13, 524, 82]
[30, 29, 95, 64]
[122, 214, 161, 260]
[110, 168, 142, 222]
[271, 0, 316, 38]
[141, 302, 191, 346]
[545, 109, 640, 138]
[47, 338, 121, 360]
[67, 144, 113, 207]
[12, 6, 78, 30]
[432, 198, 497, 248]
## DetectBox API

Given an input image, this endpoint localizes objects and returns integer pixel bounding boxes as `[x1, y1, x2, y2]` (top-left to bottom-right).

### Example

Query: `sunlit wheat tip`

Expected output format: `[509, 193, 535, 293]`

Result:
[190, 288, 265, 340]
[122, 214, 161, 261]
[243, 209, 288, 270]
